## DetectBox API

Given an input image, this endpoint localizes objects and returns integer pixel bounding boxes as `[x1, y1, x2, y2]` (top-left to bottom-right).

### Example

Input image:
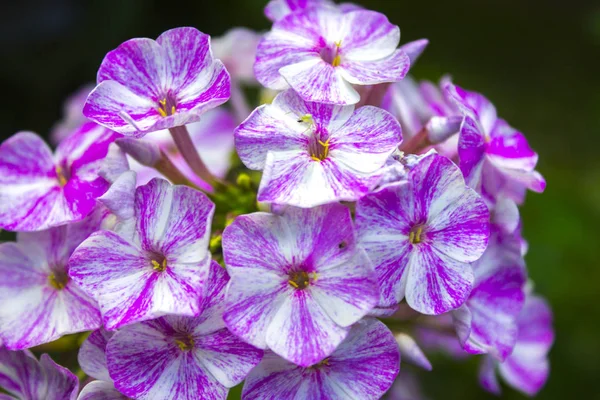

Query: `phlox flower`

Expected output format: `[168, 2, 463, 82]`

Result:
[264, 0, 362, 22]
[452, 232, 527, 361]
[50, 83, 94, 145]
[0, 122, 124, 232]
[242, 318, 399, 400]
[212, 28, 262, 84]
[222, 204, 379, 367]
[105, 261, 263, 400]
[356, 153, 490, 314]
[479, 293, 554, 396]
[446, 82, 546, 203]
[0, 210, 107, 349]
[0, 348, 79, 399]
[255, 4, 410, 105]
[384, 76, 462, 158]
[235, 89, 402, 207]
[84, 27, 230, 138]
[69, 177, 215, 330]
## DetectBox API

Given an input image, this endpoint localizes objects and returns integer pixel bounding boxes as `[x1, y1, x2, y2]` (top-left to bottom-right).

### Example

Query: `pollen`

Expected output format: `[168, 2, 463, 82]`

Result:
[409, 226, 424, 244]
[175, 335, 195, 352]
[332, 55, 342, 67]
[55, 166, 68, 187]
[310, 138, 330, 162]
[158, 97, 177, 117]
[288, 270, 313, 290]
[48, 271, 68, 290]
[152, 258, 167, 272]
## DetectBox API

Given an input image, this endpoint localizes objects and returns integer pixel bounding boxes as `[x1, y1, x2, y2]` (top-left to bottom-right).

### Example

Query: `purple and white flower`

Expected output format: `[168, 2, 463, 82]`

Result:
[235, 89, 402, 207]
[69, 178, 215, 330]
[479, 293, 554, 396]
[264, 0, 363, 22]
[51, 84, 94, 145]
[255, 5, 410, 105]
[78, 381, 128, 400]
[212, 28, 262, 84]
[446, 82, 546, 203]
[222, 204, 379, 367]
[452, 232, 527, 360]
[0, 123, 123, 232]
[105, 261, 263, 400]
[356, 153, 490, 314]
[0, 348, 79, 400]
[242, 318, 399, 400]
[0, 210, 107, 350]
[84, 27, 230, 138]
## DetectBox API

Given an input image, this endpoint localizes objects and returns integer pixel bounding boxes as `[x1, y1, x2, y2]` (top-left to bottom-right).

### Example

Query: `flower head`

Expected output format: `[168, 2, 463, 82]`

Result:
[84, 27, 230, 138]
[212, 28, 262, 83]
[105, 261, 263, 400]
[446, 82, 546, 203]
[255, 5, 410, 105]
[0, 209, 107, 349]
[50, 83, 94, 145]
[222, 204, 379, 367]
[235, 89, 402, 207]
[69, 178, 215, 330]
[0, 123, 124, 232]
[479, 293, 555, 396]
[357, 153, 490, 314]
[0, 348, 79, 399]
[242, 318, 399, 400]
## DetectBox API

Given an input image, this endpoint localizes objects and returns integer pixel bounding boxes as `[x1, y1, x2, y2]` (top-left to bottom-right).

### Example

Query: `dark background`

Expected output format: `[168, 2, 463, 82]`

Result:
[1, 0, 599, 398]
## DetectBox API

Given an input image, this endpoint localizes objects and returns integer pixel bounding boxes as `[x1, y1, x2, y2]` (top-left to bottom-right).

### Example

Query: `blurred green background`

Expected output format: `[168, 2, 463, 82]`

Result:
[0, 0, 598, 398]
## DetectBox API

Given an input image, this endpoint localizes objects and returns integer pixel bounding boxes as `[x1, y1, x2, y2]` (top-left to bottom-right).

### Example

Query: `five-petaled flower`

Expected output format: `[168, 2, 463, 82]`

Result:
[222, 203, 380, 367]
[255, 4, 410, 105]
[84, 27, 230, 138]
[356, 153, 490, 315]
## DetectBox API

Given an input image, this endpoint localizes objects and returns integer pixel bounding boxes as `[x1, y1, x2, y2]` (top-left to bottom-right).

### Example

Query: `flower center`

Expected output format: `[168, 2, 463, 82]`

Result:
[288, 270, 317, 290]
[151, 255, 168, 272]
[157, 94, 177, 117]
[48, 270, 69, 290]
[409, 225, 425, 244]
[320, 40, 342, 67]
[309, 137, 330, 162]
[174, 334, 195, 352]
[55, 166, 69, 187]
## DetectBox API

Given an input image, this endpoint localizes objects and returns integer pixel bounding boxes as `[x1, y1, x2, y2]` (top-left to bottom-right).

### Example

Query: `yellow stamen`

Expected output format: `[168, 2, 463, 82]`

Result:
[311, 156, 322, 162]
[409, 226, 423, 244]
[175, 336, 195, 351]
[56, 167, 68, 187]
[48, 273, 67, 290]
[171, 105, 176, 115]
[152, 259, 167, 272]
[158, 107, 168, 117]
[289, 280, 299, 288]
[332, 55, 342, 67]
[311, 138, 331, 162]
[159, 98, 167, 105]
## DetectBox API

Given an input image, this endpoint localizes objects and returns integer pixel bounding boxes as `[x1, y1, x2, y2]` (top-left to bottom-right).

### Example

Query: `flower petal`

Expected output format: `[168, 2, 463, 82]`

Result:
[78, 381, 128, 400]
[339, 49, 409, 85]
[340, 10, 400, 61]
[78, 329, 114, 382]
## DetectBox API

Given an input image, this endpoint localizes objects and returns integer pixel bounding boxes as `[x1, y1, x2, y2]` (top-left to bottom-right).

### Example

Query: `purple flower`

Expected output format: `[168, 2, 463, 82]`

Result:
[69, 178, 215, 330]
[452, 232, 527, 361]
[255, 5, 410, 105]
[212, 28, 262, 84]
[445, 82, 546, 203]
[84, 27, 230, 138]
[479, 294, 554, 396]
[0, 122, 124, 232]
[242, 318, 399, 400]
[384, 76, 462, 157]
[105, 261, 263, 400]
[0, 210, 106, 350]
[235, 89, 402, 207]
[78, 381, 128, 400]
[222, 204, 379, 367]
[50, 83, 94, 145]
[0, 348, 79, 399]
[356, 153, 490, 314]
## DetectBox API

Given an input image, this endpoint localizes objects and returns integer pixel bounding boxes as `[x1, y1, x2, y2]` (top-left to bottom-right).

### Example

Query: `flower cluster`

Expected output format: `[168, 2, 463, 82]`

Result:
[0, 0, 553, 399]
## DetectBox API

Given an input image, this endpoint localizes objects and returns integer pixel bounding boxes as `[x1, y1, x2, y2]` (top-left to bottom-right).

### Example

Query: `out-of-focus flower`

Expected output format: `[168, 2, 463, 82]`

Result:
[446, 82, 546, 203]
[235, 89, 402, 207]
[356, 153, 490, 314]
[0, 209, 107, 349]
[50, 84, 94, 145]
[0, 348, 79, 399]
[84, 27, 230, 138]
[0, 123, 124, 232]
[479, 293, 554, 396]
[69, 178, 214, 330]
[105, 261, 263, 400]
[243, 318, 398, 399]
[255, 5, 410, 105]
[222, 204, 379, 367]
[212, 28, 262, 84]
